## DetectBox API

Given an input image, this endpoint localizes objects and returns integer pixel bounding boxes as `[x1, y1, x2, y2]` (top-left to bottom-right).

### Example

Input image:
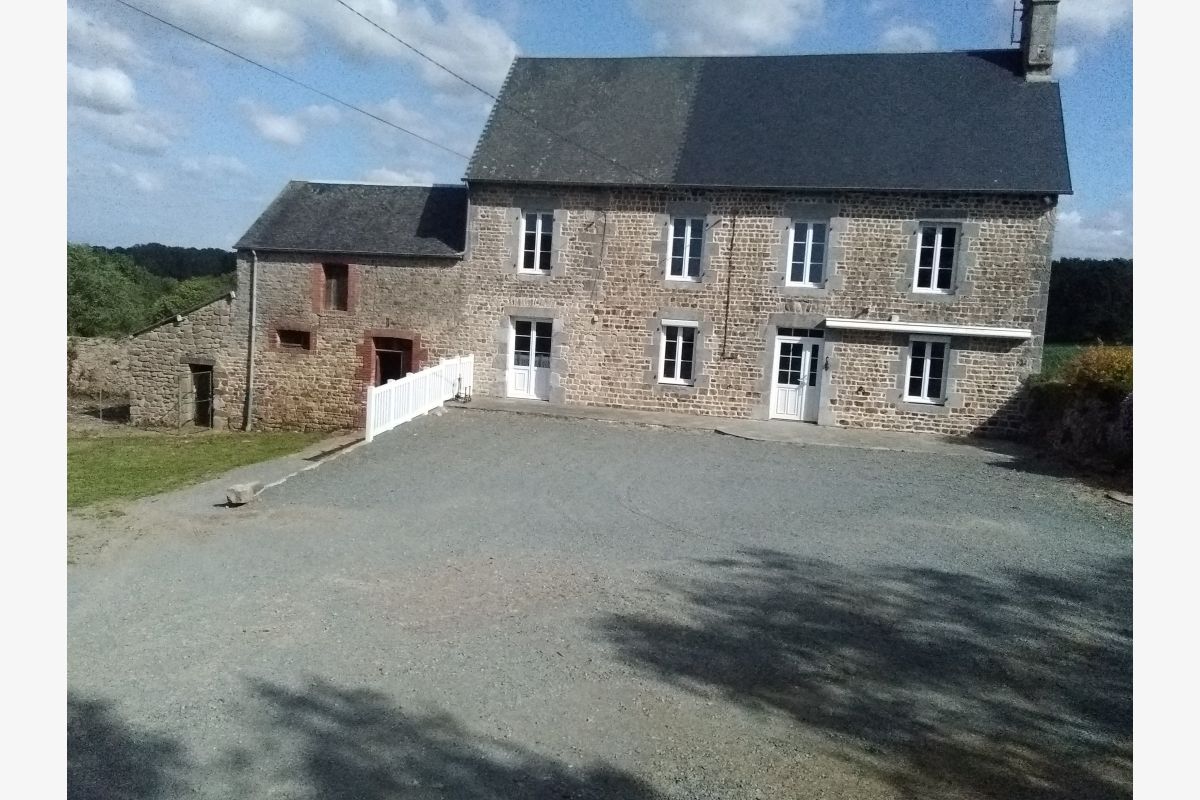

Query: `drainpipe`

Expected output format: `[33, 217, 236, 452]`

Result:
[243, 249, 258, 431]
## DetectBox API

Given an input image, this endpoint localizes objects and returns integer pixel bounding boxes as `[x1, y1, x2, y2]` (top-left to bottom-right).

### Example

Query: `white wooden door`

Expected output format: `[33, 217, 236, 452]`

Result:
[508, 318, 552, 400]
[769, 335, 822, 422]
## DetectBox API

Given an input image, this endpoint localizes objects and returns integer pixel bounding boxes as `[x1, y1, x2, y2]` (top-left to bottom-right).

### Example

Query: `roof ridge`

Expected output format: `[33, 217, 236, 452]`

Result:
[509, 48, 1017, 62]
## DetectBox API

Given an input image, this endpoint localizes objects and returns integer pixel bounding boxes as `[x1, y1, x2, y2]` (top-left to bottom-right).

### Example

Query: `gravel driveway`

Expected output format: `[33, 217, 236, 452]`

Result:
[68, 410, 1132, 800]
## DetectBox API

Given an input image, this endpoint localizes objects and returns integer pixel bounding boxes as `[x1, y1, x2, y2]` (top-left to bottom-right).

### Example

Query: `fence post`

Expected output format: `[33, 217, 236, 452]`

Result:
[365, 384, 376, 443]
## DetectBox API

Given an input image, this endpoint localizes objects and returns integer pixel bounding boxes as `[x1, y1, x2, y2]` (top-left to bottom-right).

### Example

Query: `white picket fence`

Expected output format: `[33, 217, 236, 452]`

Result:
[364, 355, 474, 442]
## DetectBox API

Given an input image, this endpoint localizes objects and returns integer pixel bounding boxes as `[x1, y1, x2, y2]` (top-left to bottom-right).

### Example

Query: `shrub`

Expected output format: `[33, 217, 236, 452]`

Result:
[1057, 346, 1133, 394]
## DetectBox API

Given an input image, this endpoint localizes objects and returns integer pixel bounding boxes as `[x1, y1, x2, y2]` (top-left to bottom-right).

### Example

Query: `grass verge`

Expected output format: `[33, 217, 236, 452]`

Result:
[68, 430, 325, 508]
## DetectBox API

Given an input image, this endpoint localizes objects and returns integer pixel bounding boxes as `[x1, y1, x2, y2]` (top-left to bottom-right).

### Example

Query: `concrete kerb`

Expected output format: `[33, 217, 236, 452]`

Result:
[447, 397, 1022, 460]
[224, 431, 366, 505]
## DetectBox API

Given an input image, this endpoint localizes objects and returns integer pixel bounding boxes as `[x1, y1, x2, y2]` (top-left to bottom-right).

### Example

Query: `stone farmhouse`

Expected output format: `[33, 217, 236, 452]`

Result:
[128, 0, 1070, 437]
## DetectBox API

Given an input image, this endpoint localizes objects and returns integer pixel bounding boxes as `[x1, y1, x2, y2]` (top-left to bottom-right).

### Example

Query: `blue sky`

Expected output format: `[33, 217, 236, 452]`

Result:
[66, 0, 1132, 258]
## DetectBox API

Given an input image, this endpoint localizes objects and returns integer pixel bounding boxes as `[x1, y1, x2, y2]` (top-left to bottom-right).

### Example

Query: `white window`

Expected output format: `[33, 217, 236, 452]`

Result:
[521, 212, 553, 272]
[906, 336, 949, 403]
[659, 321, 698, 385]
[786, 221, 828, 286]
[914, 223, 960, 293]
[667, 217, 704, 280]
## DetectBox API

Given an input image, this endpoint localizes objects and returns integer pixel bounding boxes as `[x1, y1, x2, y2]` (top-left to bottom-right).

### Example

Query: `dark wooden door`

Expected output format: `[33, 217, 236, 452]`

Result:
[190, 365, 213, 427]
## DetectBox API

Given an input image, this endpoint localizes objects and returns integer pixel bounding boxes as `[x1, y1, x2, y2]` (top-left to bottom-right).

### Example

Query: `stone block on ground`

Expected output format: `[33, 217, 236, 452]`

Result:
[226, 482, 263, 506]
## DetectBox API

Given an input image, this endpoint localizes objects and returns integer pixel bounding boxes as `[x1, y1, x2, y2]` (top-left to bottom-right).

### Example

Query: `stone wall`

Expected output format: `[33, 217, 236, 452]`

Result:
[68, 336, 131, 398]
[460, 185, 1054, 435]
[126, 184, 1054, 437]
[127, 295, 237, 427]
[221, 252, 469, 431]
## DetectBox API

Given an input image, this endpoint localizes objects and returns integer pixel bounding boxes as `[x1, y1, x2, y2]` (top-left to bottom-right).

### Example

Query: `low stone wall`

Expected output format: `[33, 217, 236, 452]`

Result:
[1024, 384, 1132, 472]
[68, 336, 131, 398]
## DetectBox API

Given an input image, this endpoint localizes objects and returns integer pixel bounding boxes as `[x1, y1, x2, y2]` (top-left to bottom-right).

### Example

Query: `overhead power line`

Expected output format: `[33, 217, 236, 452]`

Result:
[331, 0, 656, 182]
[109, 0, 471, 160]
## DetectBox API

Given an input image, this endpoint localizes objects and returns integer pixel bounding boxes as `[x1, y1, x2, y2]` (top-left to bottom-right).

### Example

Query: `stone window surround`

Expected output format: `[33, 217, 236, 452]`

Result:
[902, 334, 951, 404]
[896, 210, 980, 302]
[491, 307, 569, 404]
[269, 320, 316, 353]
[311, 262, 360, 315]
[752, 312, 834, 422]
[768, 204, 848, 297]
[642, 308, 712, 393]
[650, 201, 721, 291]
[501, 194, 569, 279]
[889, 333, 967, 415]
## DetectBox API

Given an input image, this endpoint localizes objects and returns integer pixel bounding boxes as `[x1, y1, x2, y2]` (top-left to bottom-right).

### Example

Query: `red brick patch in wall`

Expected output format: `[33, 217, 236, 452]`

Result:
[269, 319, 316, 352]
[311, 262, 361, 314]
[353, 328, 427, 427]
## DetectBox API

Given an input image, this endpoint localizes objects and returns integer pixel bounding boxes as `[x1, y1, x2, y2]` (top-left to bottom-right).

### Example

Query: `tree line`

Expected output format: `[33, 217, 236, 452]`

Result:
[67, 243, 1132, 343]
[1045, 258, 1132, 343]
[67, 244, 235, 337]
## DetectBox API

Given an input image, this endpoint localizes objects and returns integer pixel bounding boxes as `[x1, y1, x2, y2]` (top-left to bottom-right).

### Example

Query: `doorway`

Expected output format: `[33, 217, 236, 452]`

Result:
[189, 364, 214, 428]
[769, 329, 823, 422]
[507, 318, 552, 400]
[374, 337, 414, 385]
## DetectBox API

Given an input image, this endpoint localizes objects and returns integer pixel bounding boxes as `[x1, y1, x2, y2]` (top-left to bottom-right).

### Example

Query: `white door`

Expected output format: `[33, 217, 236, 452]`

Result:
[508, 318, 552, 400]
[770, 334, 823, 422]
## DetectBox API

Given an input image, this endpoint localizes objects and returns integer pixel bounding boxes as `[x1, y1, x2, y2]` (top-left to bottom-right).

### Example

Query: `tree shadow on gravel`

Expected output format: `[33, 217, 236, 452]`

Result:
[68, 694, 191, 800]
[67, 682, 661, 799]
[598, 548, 1131, 800]
[246, 678, 661, 800]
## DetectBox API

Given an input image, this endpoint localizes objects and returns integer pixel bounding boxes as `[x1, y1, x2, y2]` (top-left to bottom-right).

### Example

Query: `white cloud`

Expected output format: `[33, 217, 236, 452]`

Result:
[108, 163, 163, 193]
[1053, 44, 1080, 77]
[866, 0, 899, 16]
[102, 1, 519, 95]
[363, 167, 437, 185]
[248, 110, 304, 146]
[1054, 197, 1133, 259]
[878, 23, 937, 53]
[181, 154, 250, 176]
[238, 99, 339, 146]
[296, 1, 518, 95]
[1057, 0, 1131, 38]
[72, 106, 177, 154]
[630, 0, 825, 55]
[140, 0, 306, 60]
[371, 98, 437, 138]
[67, 6, 146, 67]
[301, 104, 341, 125]
[67, 63, 138, 114]
[993, 0, 1131, 42]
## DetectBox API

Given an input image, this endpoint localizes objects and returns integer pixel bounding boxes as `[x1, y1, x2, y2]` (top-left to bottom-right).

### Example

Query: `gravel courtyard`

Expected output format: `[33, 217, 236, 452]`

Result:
[68, 410, 1132, 800]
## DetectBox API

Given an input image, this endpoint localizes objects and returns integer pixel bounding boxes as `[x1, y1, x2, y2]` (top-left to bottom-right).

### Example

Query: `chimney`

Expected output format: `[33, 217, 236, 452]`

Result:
[1019, 0, 1060, 81]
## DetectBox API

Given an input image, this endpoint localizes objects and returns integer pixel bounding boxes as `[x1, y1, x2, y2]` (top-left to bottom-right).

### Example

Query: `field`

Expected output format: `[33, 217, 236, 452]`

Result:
[67, 430, 325, 508]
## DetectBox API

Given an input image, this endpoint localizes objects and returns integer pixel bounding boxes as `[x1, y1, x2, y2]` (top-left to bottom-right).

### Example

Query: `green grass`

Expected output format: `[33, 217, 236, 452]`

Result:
[1040, 344, 1086, 380]
[1040, 343, 1133, 381]
[68, 430, 325, 508]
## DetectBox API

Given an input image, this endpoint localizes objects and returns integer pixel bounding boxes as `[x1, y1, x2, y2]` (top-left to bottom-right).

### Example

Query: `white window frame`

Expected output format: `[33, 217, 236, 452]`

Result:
[658, 320, 699, 385]
[912, 222, 961, 294]
[519, 211, 554, 273]
[666, 217, 705, 282]
[784, 220, 829, 287]
[904, 335, 950, 404]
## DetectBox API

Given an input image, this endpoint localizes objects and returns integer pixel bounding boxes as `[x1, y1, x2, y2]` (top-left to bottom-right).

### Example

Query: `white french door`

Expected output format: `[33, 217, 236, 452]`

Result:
[769, 333, 823, 422]
[507, 318, 552, 400]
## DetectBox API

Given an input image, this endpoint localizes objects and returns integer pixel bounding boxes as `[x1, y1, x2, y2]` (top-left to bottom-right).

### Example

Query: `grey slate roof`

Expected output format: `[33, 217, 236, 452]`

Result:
[467, 50, 1072, 194]
[235, 182, 467, 257]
